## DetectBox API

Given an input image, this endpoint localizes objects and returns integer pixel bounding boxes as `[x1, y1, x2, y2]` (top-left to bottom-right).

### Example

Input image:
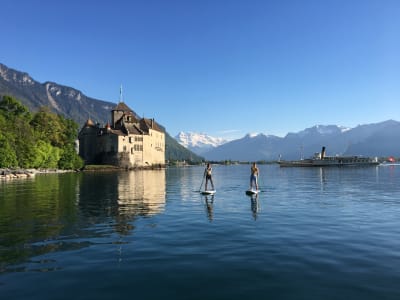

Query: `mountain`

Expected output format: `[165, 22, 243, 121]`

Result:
[203, 133, 282, 161]
[165, 133, 204, 162]
[0, 63, 202, 163]
[0, 63, 116, 127]
[202, 122, 400, 161]
[344, 120, 400, 157]
[175, 132, 227, 155]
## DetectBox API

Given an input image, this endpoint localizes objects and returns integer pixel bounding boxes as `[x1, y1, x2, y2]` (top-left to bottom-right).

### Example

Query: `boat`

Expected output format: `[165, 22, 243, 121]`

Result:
[379, 156, 399, 166]
[201, 190, 216, 195]
[245, 189, 259, 196]
[278, 147, 379, 167]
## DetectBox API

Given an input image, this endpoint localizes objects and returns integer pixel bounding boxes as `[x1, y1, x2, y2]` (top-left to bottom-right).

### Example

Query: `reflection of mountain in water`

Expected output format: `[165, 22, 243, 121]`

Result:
[117, 170, 166, 216]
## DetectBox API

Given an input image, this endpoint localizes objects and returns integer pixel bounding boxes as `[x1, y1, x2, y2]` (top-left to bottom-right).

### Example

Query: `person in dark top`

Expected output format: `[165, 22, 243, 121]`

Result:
[204, 163, 215, 191]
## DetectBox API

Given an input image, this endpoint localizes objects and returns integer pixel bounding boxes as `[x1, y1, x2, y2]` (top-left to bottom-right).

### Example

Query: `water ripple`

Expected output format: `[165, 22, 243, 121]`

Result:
[1, 166, 400, 299]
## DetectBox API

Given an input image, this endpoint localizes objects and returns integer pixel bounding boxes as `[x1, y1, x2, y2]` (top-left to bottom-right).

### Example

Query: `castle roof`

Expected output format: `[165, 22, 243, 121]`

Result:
[123, 111, 139, 123]
[140, 118, 164, 133]
[124, 124, 144, 135]
[84, 118, 95, 127]
[112, 102, 133, 112]
[104, 124, 143, 136]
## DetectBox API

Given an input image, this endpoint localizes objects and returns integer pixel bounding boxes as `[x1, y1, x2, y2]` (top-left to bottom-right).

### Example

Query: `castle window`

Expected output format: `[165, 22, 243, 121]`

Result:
[131, 147, 134, 154]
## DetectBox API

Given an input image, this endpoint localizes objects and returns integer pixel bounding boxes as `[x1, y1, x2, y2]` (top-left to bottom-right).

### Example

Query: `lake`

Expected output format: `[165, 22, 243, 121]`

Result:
[1, 164, 400, 299]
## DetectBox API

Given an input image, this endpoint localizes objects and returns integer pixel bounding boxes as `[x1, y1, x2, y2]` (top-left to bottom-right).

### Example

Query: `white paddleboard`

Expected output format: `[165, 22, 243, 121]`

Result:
[246, 189, 259, 195]
[201, 190, 216, 195]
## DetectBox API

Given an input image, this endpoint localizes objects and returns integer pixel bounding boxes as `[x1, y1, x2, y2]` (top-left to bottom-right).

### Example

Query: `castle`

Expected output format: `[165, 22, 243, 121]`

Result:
[78, 101, 165, 168]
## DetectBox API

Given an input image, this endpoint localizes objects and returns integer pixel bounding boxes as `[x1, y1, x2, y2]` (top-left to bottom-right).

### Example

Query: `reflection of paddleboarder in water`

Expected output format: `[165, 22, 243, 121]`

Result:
[250, 162, 259, 190]
[251, 194, 259, 220]
[204, 163, 215, 191]
[205, 195, 214, 222]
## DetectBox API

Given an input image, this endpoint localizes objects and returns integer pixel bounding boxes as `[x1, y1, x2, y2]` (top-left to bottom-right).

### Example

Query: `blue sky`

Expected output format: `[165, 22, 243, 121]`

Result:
[2, 0, 399, 139]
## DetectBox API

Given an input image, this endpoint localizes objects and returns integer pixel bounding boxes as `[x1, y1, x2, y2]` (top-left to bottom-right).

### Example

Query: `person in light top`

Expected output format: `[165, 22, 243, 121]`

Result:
[250, 162, 259, 191]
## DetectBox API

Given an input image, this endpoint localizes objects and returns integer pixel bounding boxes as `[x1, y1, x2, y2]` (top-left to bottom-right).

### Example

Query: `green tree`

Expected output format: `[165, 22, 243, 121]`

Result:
[30, 107, 64, 147]
[57, 114, 83, 169]
[0, 96, 35, 167]
[59, 116, 79, 145]
[0, 96, 82, 169]
[0, 113, 17, 167]
[58, 145, 84, 170]
[32, 141, 61, 168]
[12, 116, 37, 168]
[0, 133, 18, 167]
[0, 95, 31, 120]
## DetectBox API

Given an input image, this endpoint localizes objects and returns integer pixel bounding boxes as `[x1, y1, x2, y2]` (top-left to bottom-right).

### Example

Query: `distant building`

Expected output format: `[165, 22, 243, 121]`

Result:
[78, 102, 165, 168]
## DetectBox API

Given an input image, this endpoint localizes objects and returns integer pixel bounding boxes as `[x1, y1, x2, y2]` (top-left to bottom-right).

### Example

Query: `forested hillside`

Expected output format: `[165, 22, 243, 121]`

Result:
[0, 95, 83, 169]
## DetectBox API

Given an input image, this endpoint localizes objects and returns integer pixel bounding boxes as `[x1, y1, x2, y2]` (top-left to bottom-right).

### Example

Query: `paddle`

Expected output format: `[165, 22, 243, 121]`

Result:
[197, 175, 205, 192]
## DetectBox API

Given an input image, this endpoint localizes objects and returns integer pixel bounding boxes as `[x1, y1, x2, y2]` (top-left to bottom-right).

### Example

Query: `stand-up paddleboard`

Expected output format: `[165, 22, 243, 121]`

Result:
[201, 190, 216, 195]
[246, 189, 259, 196]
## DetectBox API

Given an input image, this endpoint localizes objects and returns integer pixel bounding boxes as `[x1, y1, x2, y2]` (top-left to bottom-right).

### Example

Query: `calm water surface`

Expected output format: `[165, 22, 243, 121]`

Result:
[1, 164, 400, 299]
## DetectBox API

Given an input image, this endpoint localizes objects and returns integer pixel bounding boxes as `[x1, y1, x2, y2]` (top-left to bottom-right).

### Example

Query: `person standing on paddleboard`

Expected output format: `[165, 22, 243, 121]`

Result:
[250, 162, 259, 191]
[204, 163, 215, 191]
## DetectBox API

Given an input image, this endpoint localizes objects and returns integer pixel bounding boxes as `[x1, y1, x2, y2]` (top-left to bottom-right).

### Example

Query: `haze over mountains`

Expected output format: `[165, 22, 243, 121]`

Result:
[2, 62, 399, 163]
[177, 121, 400, 161]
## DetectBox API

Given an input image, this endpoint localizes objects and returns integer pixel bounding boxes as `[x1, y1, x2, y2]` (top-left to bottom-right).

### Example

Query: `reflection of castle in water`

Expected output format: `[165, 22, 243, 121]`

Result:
[117, 170, 166, 216]
[77, 170, 166, 236]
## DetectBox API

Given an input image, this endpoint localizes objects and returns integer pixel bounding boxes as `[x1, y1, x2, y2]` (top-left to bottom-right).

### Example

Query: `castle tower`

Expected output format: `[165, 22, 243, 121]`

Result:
[111, 85, 134, 127]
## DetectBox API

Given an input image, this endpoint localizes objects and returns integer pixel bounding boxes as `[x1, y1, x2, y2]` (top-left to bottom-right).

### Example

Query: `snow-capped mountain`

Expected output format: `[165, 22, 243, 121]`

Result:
[295, 125, 350, 137]
[175, 132, 228, 155]
[203, 132, 284, 161]
[202, 121, 400, 161]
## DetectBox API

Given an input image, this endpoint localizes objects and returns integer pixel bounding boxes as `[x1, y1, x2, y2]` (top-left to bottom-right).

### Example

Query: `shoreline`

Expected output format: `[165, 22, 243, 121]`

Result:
[0, 168, 77, 180]
[1, 164, 167, 180]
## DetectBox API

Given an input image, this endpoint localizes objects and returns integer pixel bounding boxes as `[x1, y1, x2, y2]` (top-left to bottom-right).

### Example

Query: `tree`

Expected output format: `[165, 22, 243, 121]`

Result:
[0, 95, 31, 120]
[59, 116, 79, 145]
[58, 145, 84, 170]
[0, 96, 35, 167]
[11, 115, 37, 168]
[0, 96, 82, 169]
[32, 141, 61, 168]
[30, 107, 64, 147]
[0, 133, 17, 167]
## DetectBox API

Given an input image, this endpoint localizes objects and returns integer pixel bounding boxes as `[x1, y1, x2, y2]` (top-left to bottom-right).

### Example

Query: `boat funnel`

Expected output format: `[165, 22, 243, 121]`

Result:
[321, 146, 326, 159]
